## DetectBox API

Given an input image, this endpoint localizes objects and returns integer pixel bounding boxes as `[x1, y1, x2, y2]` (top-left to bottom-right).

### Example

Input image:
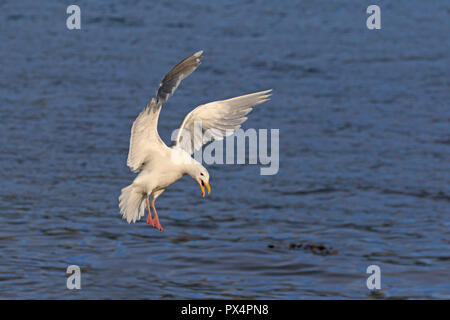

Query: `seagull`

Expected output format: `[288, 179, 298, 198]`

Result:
[119, 51, 272, 231]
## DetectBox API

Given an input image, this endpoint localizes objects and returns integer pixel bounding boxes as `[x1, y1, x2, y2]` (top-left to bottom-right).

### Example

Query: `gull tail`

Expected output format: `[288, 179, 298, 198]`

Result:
[118, 184, 146, 223]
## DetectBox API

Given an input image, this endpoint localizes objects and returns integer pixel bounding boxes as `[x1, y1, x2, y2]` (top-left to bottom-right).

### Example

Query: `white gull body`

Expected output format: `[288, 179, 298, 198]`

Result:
[119, 50, 272, 231]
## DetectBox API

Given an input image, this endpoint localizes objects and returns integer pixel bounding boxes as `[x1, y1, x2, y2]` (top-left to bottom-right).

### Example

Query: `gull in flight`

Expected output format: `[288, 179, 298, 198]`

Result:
[119, 51, 272, 231]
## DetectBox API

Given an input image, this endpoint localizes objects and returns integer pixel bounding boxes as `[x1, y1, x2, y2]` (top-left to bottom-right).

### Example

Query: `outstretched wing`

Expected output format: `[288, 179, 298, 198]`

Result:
[174, 90, 272, 155]
[156, 50, 203, 104]
[126, 51, 203, 172]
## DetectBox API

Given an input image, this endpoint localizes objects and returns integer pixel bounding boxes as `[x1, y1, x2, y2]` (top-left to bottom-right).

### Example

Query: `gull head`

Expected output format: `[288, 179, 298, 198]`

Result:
[187, 163, 211, 198]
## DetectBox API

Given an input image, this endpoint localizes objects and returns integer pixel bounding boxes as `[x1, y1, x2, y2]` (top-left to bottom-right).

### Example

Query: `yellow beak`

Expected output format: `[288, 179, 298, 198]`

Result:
[199, 180, 211, 198]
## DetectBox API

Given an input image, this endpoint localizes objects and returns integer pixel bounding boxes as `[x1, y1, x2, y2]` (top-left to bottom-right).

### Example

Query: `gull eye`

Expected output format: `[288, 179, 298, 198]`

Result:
[200, 173, 204, 176]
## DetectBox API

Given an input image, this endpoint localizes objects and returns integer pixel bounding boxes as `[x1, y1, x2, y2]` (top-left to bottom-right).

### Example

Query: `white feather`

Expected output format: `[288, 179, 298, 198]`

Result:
[175, 90, 272, 154]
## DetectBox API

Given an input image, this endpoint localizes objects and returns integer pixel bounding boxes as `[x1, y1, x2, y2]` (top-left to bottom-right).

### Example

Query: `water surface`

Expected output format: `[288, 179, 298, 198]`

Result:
[0, 0, 449, 299]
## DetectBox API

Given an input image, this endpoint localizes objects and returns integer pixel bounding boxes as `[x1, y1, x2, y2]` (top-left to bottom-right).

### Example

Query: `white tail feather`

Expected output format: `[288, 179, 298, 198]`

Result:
[118, 184, 146, 223]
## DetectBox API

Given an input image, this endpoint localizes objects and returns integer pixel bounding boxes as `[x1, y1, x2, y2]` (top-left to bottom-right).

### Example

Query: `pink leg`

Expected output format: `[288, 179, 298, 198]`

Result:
[151, 198, 164, 231]
[146, 196, 154, 226]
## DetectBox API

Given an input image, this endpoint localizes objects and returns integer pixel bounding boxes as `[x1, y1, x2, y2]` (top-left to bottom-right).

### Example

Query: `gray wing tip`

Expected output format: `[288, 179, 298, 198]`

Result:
[194, 50, 204, 57]
[254, 89, 273, 100]
[156, 51, 204, 104]
[260, 89, 273, 99]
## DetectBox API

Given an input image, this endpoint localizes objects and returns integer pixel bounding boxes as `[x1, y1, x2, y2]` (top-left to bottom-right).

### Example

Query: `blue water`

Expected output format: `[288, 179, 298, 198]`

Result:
[0, 0, 449, 299]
